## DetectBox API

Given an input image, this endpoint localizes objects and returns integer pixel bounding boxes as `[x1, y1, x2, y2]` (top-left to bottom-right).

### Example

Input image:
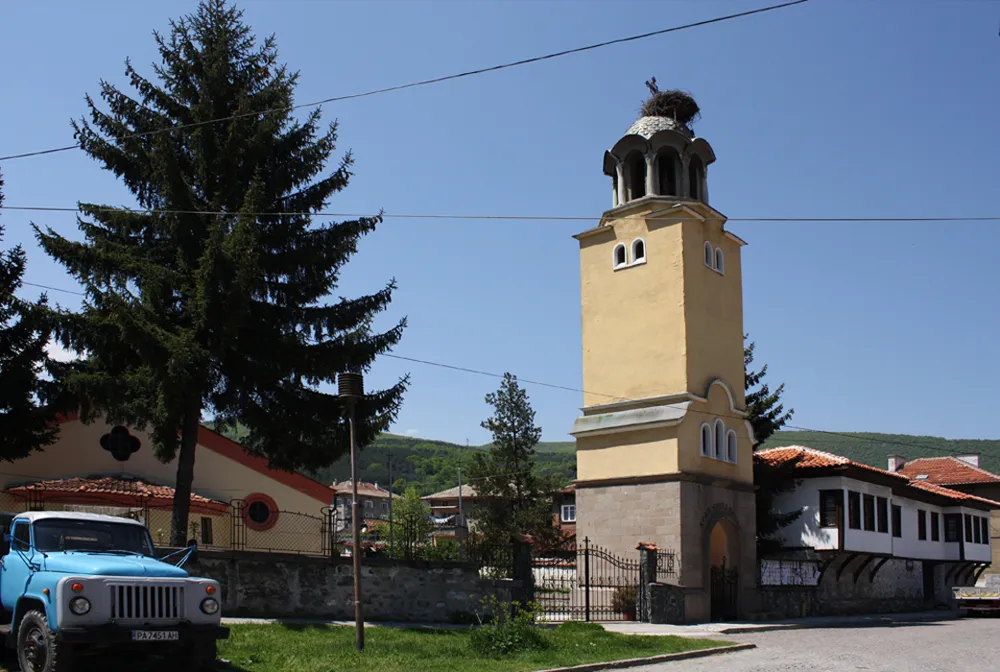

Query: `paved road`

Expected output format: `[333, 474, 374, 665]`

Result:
[647, 617, 998, 671]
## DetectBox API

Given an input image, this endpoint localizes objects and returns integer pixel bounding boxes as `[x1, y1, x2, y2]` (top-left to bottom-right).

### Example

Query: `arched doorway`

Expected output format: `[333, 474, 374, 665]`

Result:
[707, 519, 740, 621]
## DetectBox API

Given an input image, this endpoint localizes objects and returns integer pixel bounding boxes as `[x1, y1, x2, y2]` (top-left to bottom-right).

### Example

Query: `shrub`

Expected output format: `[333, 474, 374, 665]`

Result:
[469, 595, 547, 658]
[611, 585, 637, 614]
[425, 538, 461, 561]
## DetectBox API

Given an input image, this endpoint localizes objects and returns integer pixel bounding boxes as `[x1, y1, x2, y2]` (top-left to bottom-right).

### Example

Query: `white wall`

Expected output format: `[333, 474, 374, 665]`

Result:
[841, 477, 894, 555]
[772, 476, 995, 563]
[772, 477, 841, 551]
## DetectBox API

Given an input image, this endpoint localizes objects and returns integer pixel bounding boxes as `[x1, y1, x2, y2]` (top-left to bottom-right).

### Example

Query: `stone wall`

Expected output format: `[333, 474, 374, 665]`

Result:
[181, 549, 509, 622]
[576, 481, 682, 560]
[757, 556, 967, 619]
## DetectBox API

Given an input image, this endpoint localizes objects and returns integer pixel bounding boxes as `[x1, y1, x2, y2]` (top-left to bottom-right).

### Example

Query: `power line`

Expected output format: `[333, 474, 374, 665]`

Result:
[16, 284, 1000, 463]
[5, 204, 1000, 224]
[0, 0, 809, 163]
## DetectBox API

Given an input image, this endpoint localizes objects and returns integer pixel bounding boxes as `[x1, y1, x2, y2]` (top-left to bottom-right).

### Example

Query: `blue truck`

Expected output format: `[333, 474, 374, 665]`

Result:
[0, 510, 229, 671]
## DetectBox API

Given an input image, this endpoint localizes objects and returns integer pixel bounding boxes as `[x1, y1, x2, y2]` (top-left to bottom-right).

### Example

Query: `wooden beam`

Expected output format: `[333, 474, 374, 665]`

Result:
[853, 556, 876, 585]
[836, 553, 860, 582]
[869, 556, 892, 582]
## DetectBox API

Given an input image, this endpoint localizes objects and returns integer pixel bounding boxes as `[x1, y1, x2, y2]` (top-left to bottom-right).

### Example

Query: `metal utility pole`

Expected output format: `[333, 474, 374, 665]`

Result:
[339, 370, 365, 652]
[388, 450, 394, 559]
[457, 467, 464, 542]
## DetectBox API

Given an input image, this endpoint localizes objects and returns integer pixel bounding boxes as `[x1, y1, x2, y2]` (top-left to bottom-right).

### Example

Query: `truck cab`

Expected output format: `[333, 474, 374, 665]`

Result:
[0, 511, 228, 672]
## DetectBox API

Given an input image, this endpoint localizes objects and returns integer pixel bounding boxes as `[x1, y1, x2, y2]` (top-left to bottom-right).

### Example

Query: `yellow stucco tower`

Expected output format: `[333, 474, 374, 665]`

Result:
[570, 91, 757, 621]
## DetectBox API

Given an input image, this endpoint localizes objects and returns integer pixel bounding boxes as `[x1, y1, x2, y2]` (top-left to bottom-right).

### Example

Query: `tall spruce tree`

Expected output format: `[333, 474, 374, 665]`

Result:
[745, 335, 801, 554]
[34, 0, 407, 545]
[0, 169, 67, 458]
[466, 373, 560, 548]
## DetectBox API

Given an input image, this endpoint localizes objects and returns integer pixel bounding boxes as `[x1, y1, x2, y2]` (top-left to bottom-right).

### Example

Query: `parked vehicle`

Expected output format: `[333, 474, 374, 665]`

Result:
[953, 574, 1000, 614]
[0, 510, 228, 671]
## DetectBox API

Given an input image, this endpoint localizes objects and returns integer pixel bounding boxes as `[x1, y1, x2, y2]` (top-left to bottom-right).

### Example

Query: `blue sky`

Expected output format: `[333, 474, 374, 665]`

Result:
[2, 0, 998, 446]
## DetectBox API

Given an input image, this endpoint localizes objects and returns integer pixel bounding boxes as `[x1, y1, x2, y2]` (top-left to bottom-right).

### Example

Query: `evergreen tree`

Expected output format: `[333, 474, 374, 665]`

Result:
[466, 373, 560, 548]
[34, 0, 407, 545]
[0, 169, 68, 459]
[745, 335, 801, 554]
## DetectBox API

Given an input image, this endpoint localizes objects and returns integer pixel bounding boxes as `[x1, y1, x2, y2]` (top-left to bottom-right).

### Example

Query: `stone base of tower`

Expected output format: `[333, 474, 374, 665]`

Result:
[576, 477, 757, 623]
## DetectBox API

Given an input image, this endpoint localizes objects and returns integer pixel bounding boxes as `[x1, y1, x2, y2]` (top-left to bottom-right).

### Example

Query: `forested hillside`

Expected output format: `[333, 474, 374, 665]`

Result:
[207, 422, 1000, 495]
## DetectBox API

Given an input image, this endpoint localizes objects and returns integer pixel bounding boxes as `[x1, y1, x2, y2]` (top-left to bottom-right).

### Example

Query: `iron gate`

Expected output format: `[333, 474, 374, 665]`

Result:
[710, 565, 738, 621]
[533, 538, 642, 622]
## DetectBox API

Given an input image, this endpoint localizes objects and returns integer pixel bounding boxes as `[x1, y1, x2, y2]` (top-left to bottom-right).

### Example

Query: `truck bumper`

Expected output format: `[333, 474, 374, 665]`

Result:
[56, 623, 229, 646]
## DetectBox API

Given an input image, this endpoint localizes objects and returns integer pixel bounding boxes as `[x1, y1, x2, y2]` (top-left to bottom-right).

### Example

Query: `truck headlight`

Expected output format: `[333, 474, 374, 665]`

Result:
[200, 598, 220, 615]
[69, 597, 91, 616]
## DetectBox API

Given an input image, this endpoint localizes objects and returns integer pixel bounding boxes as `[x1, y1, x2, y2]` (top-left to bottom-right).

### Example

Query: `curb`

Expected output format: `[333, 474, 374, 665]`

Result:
[716, 611, 964, 635]
[536, 643, 756, 672]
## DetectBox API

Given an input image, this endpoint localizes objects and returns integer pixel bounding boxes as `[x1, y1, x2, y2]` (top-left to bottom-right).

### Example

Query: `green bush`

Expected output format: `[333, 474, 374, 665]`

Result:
[611, 585, 637, 614]
[469, 595, 547, 658]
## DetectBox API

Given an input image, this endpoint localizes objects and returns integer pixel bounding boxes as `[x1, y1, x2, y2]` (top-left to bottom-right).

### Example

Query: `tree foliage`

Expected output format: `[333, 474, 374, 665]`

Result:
[0, 169, 69, 459]
[373, 486, 432, 559]
[745, 335, 801, 554]
[33, 0, 406, 544]
[466, 373, 560, 548]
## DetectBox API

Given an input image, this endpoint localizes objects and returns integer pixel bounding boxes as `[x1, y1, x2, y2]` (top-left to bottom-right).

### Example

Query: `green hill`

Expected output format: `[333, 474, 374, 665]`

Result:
[205, 422, 1000, 495]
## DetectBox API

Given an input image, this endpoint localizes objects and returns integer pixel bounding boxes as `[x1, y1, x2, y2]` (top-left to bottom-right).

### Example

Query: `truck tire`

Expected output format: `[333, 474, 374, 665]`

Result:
[16, 609, 73, 672]
[181, 640, 217, 671]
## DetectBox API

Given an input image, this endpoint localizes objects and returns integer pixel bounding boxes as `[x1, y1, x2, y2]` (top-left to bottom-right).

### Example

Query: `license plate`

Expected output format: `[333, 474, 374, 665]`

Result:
[131, 630, 179, 642]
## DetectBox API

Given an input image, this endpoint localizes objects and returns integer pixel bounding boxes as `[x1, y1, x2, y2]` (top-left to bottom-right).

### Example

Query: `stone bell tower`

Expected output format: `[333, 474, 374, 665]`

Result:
[570, 85, 758, 622]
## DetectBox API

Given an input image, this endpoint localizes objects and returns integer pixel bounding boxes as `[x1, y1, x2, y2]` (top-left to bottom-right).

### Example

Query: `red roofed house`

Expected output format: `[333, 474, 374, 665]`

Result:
[892, 453, 1000, 573]
[756, 446, 998, 613]
[0, 414, 334, 554]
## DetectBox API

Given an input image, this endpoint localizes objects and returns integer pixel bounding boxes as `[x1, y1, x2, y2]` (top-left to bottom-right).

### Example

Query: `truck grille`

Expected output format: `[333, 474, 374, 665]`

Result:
[109, 583, 186, 621]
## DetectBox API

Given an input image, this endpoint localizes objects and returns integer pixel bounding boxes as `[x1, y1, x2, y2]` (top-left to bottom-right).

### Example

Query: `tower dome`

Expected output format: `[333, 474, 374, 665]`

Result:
[604, 85, 716, 209]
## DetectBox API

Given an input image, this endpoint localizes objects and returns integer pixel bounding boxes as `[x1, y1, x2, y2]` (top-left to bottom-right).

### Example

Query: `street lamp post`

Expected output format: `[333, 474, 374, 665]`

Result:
[339, 370, 365, 652]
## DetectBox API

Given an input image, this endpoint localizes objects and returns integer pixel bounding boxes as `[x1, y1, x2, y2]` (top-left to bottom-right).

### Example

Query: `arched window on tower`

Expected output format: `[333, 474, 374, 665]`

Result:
[726, 430, 738, 463]
[700, 423, 712, 457]
[626, 152, 646, 201]
[632, 238, 646, 264]
[704, 241, 713, 268]
[715, 247, 725, 275]
[688, 155, 704, 201]
[714, 420, 725, 460]
[613, 243, 627, 269]
[656, 148, 679, 197]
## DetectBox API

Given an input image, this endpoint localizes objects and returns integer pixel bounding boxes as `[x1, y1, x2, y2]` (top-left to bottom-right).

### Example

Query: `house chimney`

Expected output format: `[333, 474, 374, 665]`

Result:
[887, 455, 906, 472]
[956, 453, 980, 467]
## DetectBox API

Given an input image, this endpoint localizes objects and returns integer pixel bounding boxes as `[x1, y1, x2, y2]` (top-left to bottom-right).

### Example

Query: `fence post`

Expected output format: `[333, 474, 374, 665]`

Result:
[584, 537, 591, 622]
[511, 533, 535, 609]
[637, 542, 659, 623]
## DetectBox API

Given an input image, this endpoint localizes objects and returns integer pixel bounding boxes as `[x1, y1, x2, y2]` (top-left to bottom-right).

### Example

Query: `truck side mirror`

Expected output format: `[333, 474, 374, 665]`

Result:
[1, 533, 10, 556]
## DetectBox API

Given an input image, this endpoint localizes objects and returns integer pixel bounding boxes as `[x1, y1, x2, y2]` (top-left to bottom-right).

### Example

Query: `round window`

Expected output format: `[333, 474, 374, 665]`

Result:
[248, 501, 271, 525]
[243, 493, 279, 531]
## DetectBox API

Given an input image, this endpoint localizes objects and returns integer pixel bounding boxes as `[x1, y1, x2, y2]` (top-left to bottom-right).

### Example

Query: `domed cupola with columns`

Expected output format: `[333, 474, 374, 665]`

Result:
[603, 83, 716, 208]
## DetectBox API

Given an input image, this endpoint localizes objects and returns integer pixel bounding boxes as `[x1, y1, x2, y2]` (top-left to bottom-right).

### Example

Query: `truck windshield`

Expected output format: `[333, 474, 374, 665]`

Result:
[32, 519, 155, 556]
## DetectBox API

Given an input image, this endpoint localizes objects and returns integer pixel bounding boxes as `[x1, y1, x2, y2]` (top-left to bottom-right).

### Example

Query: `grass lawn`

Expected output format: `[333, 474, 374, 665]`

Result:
[216, 622, 731, 672]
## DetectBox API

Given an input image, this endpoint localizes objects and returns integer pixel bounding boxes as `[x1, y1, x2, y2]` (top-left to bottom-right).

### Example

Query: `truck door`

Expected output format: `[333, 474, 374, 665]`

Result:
[1, 520, 34, 612]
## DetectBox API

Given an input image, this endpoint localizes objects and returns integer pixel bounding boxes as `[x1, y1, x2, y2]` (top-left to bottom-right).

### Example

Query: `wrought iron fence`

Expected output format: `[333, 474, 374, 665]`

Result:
[656, 549, 678, 578]
[532, 538, 651, 623]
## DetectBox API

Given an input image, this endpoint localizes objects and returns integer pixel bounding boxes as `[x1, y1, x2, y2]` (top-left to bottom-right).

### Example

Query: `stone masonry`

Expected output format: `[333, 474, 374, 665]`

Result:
[576, 481, 682, 560]
[183, 549, 506, 622]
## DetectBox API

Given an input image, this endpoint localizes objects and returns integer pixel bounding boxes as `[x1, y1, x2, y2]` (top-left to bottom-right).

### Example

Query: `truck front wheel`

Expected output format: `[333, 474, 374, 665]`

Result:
[16, 610, 73, 672]
[181, 639, 217, 671]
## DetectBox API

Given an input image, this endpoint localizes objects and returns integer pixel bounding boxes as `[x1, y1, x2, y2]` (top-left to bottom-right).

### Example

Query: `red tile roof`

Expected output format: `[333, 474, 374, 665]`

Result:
[755, 446, 910, 482]
[755, 446, 1000, 509]
[7, 477, 228, 513]
[330, 481, 395, 498]
[897, 457, 1000, 486]
[908, 480, 1000, 507]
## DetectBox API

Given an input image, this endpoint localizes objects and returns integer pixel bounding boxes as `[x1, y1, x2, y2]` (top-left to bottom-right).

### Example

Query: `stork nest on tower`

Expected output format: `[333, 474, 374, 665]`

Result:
[640, 80, 700, 126]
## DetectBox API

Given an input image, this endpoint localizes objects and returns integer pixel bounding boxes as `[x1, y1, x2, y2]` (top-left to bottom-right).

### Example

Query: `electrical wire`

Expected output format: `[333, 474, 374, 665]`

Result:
[5, 204, 1000, 224]
[0, 0, 809, 163]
